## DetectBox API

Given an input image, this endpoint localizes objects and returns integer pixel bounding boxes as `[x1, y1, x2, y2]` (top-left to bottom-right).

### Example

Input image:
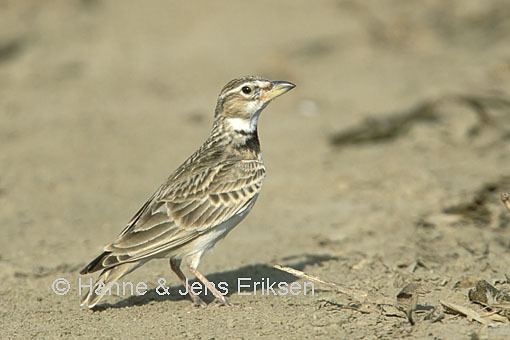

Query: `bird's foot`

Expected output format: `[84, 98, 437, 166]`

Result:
[216, 295, 231, 307]
[191, 295, 207, 307]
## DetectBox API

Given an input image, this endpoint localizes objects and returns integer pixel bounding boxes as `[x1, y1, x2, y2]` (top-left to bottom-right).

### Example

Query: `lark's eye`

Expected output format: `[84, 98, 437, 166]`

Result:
[241, 86, 252, 95]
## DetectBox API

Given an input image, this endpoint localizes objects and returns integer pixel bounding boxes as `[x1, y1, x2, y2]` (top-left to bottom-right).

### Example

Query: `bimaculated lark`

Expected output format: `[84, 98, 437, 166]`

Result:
[80, 76, 295, 308]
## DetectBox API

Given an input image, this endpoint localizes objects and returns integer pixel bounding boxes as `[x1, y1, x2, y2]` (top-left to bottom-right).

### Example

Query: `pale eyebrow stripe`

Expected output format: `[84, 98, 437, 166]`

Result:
[220, 80, 270, 99]
[220, 84, 248, 99]
[254, 80, 270, 88]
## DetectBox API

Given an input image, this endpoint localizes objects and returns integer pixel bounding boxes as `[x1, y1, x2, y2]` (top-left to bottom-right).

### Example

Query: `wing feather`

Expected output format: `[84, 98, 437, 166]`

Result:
[99, 159, 265, 267]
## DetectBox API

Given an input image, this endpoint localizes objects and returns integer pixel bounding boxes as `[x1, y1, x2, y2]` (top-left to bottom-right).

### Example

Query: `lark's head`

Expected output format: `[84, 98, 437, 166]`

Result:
[214, 76, 295, 133]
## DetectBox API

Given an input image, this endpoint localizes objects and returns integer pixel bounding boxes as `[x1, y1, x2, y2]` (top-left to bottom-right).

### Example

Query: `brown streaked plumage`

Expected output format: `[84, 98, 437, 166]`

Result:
[80, 76, 295, 308]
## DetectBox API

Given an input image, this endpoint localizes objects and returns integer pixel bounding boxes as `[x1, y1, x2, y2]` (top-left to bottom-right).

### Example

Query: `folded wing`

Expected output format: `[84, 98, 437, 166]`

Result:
[96, 160, 265, 268]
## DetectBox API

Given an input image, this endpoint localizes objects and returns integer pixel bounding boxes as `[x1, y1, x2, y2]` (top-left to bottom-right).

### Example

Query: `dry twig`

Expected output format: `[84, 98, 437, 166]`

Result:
[440, 300, 493, 326]
[501, 193, 510, 211]
[273, 264, 368, 302]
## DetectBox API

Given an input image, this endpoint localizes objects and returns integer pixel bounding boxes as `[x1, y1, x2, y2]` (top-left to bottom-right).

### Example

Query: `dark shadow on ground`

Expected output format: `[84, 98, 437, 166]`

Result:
[92, 253, 338, 310]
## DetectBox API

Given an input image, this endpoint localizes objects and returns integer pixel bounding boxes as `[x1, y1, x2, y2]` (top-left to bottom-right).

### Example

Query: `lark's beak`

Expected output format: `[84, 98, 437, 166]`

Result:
[262, 80, 296, 102]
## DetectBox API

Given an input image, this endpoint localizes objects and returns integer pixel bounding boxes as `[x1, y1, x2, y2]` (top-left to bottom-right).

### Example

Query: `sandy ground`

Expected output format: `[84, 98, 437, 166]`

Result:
[2, 0, 510, 338]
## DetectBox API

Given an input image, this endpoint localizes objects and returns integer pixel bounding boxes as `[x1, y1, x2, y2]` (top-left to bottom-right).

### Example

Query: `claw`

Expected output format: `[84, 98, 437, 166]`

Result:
[216, 296, 231, 306]
[191, 295, 207, 307]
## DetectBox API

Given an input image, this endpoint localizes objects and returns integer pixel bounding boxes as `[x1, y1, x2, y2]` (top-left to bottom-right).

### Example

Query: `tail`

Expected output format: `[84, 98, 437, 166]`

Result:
[80, 251, 111, 275]
[80, 261, 140, 309]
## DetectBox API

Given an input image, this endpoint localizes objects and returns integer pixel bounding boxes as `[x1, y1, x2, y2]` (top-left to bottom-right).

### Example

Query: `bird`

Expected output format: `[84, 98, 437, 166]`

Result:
[80, 76, 295, 308]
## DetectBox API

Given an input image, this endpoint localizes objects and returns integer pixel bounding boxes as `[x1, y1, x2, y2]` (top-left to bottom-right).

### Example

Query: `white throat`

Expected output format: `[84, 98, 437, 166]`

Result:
[227, 112, 261, 133]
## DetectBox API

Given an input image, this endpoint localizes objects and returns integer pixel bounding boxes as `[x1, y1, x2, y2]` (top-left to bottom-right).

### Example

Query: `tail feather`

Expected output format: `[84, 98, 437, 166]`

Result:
[80, 262, 140, 308]
[80, 251, 112, 275]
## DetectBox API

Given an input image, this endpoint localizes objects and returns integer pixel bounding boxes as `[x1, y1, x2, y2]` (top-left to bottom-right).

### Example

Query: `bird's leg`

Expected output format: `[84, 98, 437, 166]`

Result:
[170, 258, 206, 307]
[188, 266, 231, 306]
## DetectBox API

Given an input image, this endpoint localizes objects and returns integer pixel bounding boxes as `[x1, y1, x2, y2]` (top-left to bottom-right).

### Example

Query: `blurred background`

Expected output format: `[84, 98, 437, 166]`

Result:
[2, 0, 510, 338]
